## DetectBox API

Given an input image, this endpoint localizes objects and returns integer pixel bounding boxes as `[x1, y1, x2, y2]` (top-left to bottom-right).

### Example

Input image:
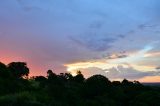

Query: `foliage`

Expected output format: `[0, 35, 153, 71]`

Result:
[0, 61, 159, 106]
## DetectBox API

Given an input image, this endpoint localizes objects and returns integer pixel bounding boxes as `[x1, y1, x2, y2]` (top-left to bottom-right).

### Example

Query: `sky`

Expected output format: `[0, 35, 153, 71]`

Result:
[0, 0, 160, 82]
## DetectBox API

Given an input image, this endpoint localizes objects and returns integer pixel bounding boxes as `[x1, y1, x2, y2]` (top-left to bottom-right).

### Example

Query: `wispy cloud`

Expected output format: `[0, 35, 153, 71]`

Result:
[138, 23, 159, 30]
[105, 53, 128, 60]
[69, 35, 116, 51]
[16, 0, 41, 11]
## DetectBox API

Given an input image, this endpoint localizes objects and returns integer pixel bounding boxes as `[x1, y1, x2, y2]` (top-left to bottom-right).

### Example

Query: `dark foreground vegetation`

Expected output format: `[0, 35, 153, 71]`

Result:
[0, 62, 160, 106]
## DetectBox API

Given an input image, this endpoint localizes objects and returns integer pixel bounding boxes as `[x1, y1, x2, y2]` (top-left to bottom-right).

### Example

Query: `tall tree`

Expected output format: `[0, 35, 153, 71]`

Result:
[83, 75, 111, 98]
[8, 62, 29, 79]
[0, 62, 10, 78]
[74, 71, 85, 83]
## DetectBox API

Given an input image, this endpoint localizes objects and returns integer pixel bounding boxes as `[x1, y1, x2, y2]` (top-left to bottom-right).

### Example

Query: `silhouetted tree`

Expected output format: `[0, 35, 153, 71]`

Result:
[8, 62, 29, 79]
[47, 70, 57, 80]
[83, 75, 111, 98]
[122, 79, 133, 86]
[64, 73, 73, 81]
[133, 80, 142, 85]
[0, 62, 10, 78]
[112, 81, 121, 86]
[58, 73, 73, 82]
[35, 76, 47, 82]
[74, 71, 85, 83]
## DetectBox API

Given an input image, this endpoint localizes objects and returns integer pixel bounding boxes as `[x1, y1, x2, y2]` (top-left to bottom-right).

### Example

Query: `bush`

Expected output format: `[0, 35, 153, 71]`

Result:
[0, 92, 45, 106]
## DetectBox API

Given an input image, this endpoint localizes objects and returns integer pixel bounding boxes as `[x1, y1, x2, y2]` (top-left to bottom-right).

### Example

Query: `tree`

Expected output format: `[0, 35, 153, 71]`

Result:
[35, 76, 47, 82]
[83, 75, 111, 98]
[47, 70, 57, 81]
[8, 62, 29, 79]
[122, 79, 133, 86]
[59, 73, 73, 82]
[112, 81, 121, 86]
[74, 71, 85, 83]
[0, 62, 10, 78]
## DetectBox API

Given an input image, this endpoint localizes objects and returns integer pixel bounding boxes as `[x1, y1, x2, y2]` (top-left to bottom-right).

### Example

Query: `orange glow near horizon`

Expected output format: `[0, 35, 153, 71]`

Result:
[0, 58, 160, 82]
[139, 76, 160, 83]
[1, 49, 160, 82]
[0, 54, 45, 77]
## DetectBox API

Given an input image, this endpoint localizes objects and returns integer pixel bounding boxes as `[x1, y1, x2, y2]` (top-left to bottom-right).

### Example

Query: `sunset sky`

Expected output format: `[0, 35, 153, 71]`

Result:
[0, 0, 160, 82]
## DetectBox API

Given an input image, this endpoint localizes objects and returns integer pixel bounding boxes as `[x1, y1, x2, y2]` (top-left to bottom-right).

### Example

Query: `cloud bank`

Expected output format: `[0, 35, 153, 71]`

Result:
[79, 65, 160, 80]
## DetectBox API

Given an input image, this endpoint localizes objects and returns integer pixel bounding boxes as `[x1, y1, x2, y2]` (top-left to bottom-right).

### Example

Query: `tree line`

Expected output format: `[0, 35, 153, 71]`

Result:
[0, 62, 160, 106]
